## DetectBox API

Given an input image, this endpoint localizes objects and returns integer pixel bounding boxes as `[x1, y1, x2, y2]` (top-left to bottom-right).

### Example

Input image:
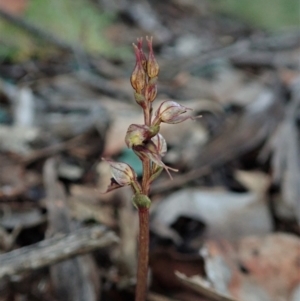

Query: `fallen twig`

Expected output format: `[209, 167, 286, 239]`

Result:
[175, 271, 240, 301]
[0, 225, 119, 280]
[147, 292, 182, 301]
[163, 31, 300, 79]
[22, 130, 94, 165]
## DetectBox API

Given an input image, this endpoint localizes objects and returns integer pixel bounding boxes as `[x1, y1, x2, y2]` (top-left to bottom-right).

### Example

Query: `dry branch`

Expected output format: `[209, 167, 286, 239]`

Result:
[0, 225, 119, 280]
[175, 272, 240, 301]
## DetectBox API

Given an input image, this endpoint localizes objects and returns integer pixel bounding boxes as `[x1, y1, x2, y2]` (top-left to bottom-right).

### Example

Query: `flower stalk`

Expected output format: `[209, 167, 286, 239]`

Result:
[136, 207, 149, 301]
[103, 37, 195, 301]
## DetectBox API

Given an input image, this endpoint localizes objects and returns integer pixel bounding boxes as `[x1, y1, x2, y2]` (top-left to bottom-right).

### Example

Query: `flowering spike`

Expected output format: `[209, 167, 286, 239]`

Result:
[130, 43, 146, 93]
[154, 100, 194, 125]
[146, 36, 159, 78]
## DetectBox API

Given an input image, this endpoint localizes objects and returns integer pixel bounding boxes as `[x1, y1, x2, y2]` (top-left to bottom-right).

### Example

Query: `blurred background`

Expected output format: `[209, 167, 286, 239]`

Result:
[0, 0, 299, 59]
[0, 1, 299, 301]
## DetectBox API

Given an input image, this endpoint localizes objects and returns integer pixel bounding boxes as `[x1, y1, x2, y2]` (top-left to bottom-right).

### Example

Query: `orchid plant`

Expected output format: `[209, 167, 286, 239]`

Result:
[103, 37, 195, 301]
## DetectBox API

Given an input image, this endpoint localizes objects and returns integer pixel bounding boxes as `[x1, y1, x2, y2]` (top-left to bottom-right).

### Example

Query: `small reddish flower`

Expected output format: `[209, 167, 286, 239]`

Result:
[153, 100, 194, 125]
[146, 36, 159, 78]
[130, 43, 146, 93]
[125, 124, 159, 148]
[137, 37, 147, 71]
[102, 159, 140, 193]
[125, 124, 151, 148]
[135, 140, 177, 179]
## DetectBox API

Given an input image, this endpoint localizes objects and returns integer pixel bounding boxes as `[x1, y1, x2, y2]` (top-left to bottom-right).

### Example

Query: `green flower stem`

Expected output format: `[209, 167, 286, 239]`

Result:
[132, 180, 142, 195]
[135, 207, 150, 301]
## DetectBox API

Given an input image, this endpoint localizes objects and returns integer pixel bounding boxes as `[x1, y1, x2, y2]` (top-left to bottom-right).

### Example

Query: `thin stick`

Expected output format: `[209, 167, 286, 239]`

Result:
[0, 225, 119, 280]
[175, 272, 240, 301]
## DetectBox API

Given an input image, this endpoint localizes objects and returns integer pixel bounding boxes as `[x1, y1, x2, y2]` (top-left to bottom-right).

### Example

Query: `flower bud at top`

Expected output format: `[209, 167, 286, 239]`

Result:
[146, 36, 159, 78]
[154, 100, 193, 125]
[130, 43, 146, 93]
[137, 37, 147, 71]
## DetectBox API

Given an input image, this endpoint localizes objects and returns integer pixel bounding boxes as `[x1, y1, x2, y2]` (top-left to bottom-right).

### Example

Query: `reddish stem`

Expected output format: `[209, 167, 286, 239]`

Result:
[136, 66, 153, 301]
[141, 101, 152, 194]
[141, 158, 151, 194]
[135, 207, 150, 301]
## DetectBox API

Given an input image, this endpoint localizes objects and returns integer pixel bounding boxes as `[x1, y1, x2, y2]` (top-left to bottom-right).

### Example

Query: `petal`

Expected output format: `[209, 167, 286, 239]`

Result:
[104, 178, 124, 193]
[135, 143, 177, 179]
[164, 114, 195, 124]
[125, 124, 151, 148]
[103, 159, 137, 186]
[151, 133, 167, 157]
